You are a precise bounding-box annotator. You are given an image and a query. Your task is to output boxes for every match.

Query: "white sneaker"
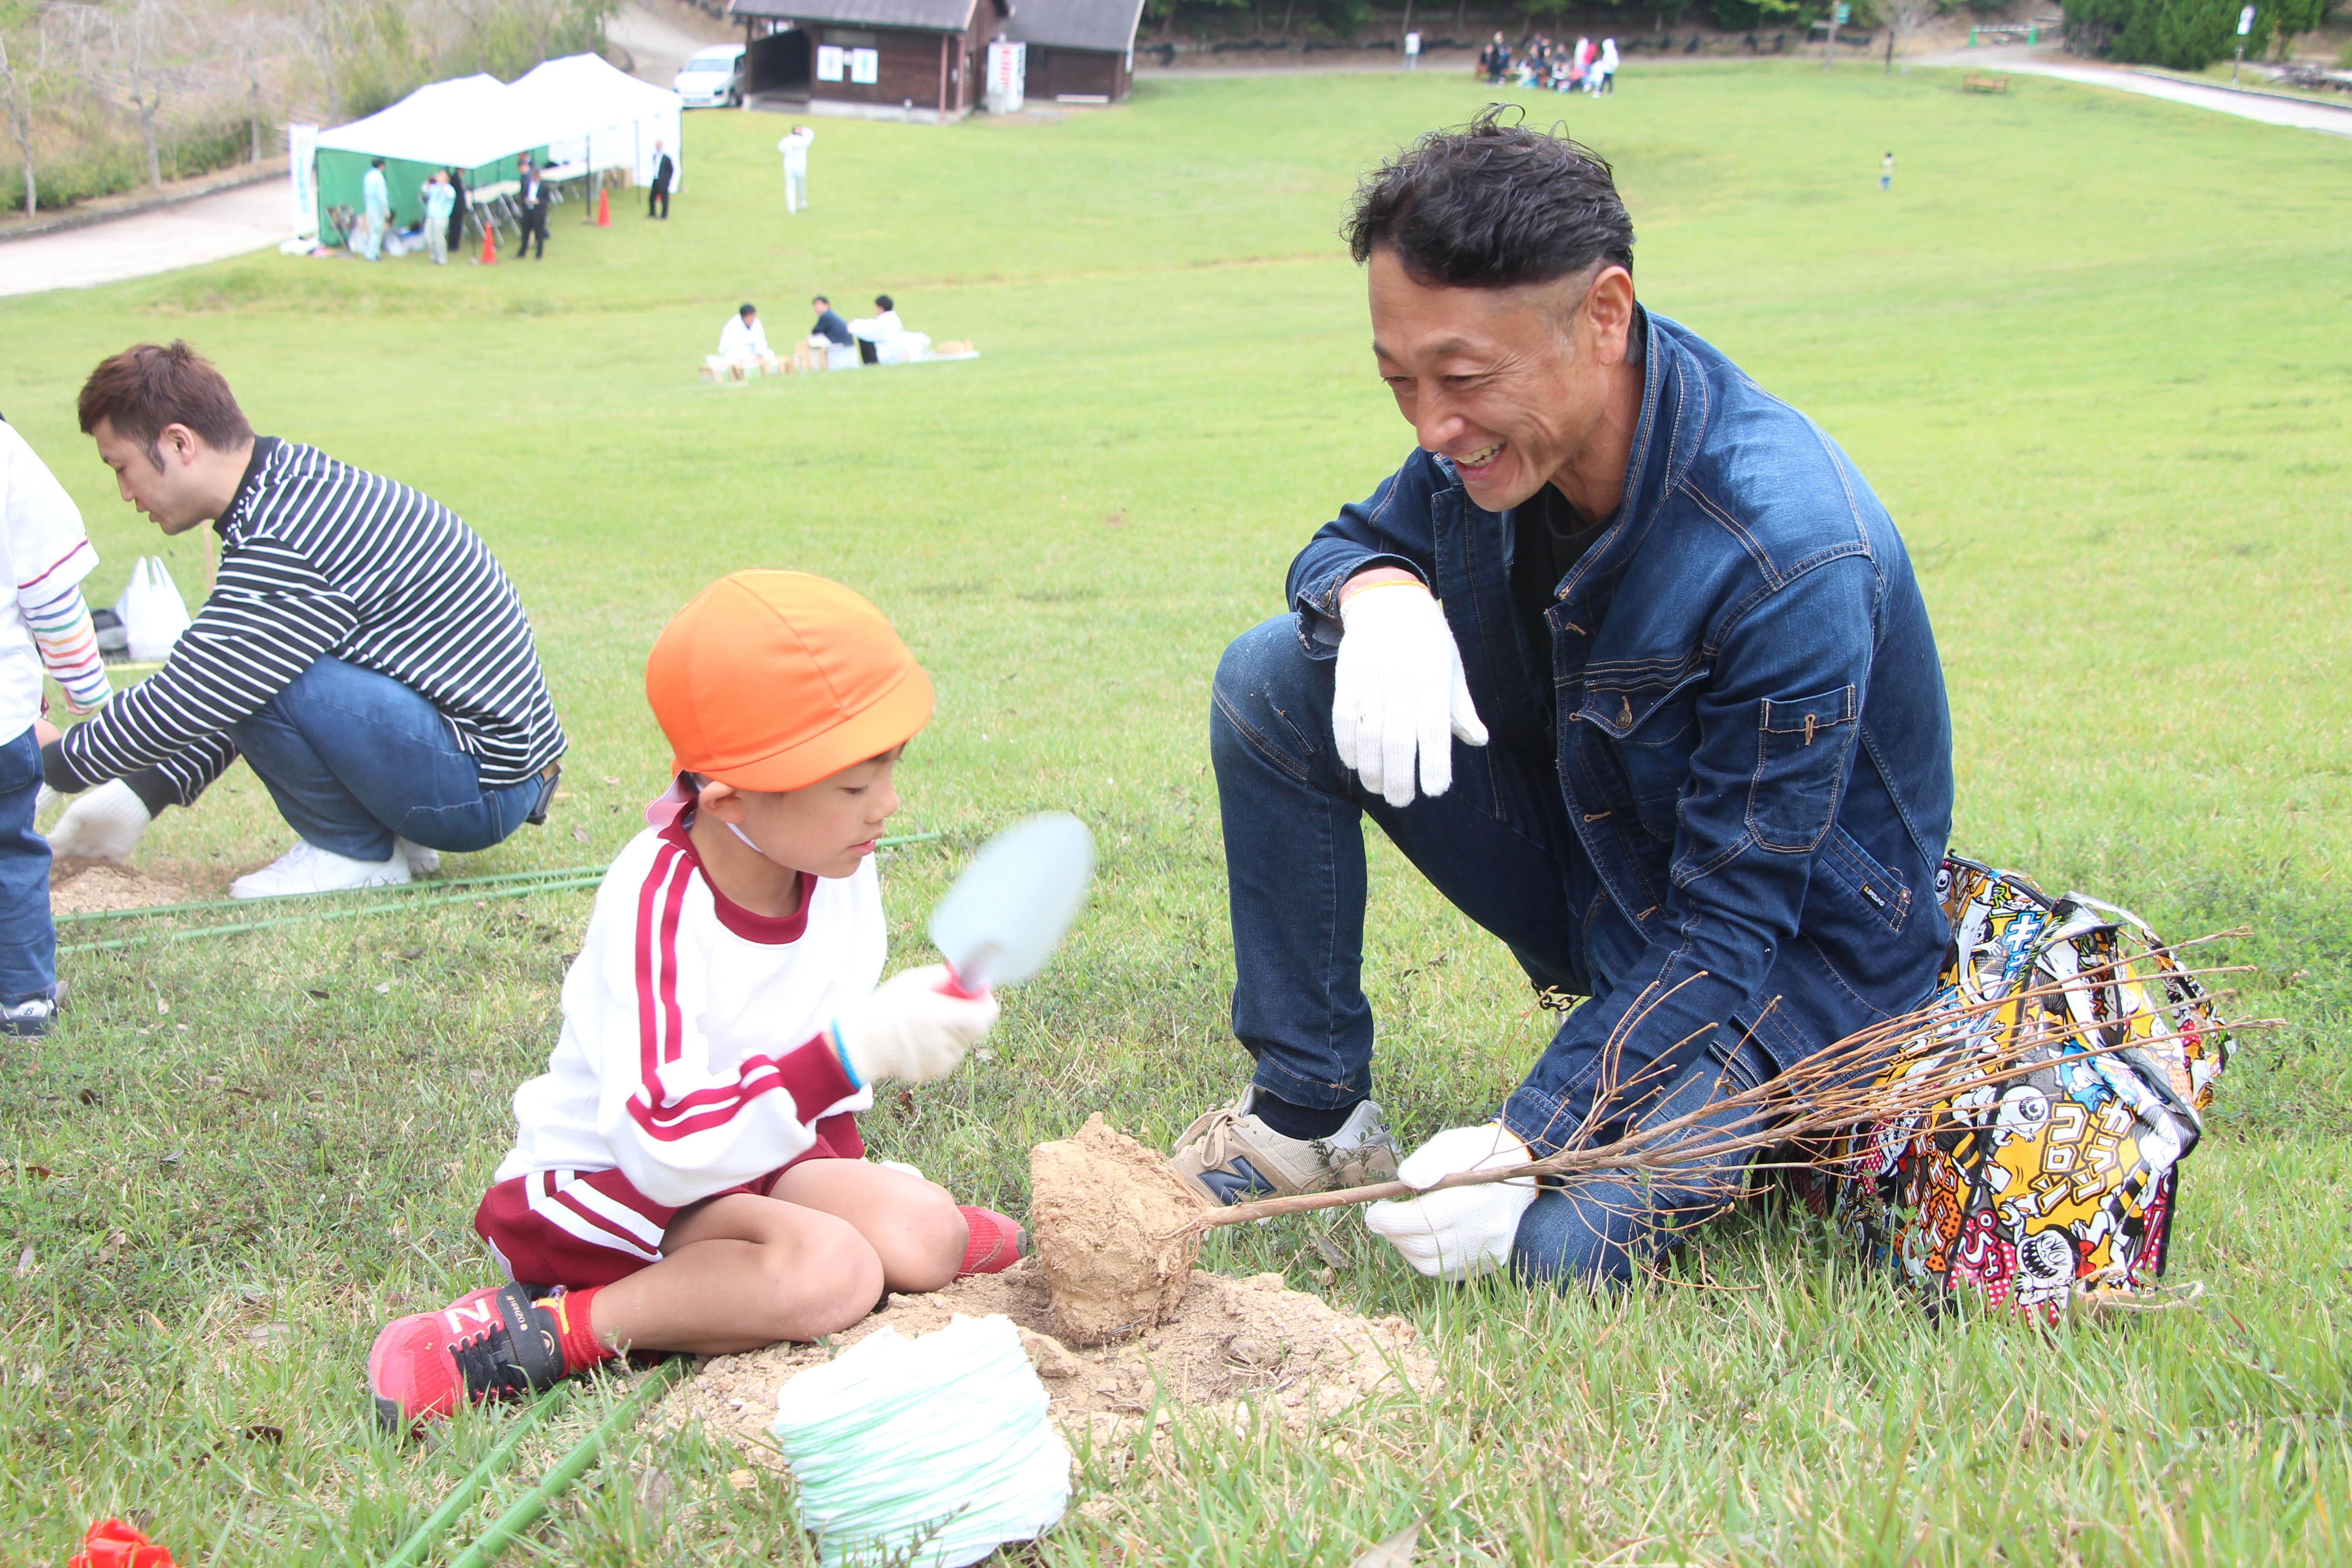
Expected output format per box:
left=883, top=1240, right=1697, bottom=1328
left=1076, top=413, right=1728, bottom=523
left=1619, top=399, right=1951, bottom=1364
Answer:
left=396, top=838, right=441, bottom=875
left=230, top=840, right=412, bottom=899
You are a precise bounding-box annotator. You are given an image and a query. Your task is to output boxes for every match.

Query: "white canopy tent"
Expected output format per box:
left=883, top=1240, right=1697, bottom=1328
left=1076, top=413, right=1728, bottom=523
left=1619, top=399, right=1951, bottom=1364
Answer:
left=508, top=54, right=684, bottom=190
left=306, top=56, right=684, bottom=233
left=314, top=73, right=543, bottom=169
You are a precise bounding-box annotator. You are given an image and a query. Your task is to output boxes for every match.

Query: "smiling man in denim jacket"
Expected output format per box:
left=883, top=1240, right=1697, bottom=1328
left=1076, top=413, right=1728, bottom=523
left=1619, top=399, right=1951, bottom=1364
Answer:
left=1168, top=110, right=1955, bottom=1288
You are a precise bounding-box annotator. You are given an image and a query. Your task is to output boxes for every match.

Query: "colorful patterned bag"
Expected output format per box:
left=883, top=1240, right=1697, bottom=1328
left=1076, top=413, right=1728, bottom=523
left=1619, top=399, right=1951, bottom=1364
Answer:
left=1799, top=856, right=2234, bottom=1318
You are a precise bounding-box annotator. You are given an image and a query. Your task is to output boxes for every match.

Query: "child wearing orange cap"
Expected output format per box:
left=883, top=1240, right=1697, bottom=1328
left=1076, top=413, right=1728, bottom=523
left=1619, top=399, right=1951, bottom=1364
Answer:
left=367, top=571, right=1020, bottom=1429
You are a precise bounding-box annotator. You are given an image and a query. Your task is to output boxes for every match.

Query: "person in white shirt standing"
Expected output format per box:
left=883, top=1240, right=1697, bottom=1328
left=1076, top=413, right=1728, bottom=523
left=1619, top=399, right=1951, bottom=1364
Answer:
left=778, top=125, right=813, bottom=215
left=359, top=159, right=390, bottom=261
left=421, top=172, right=455, bottom=267
left=0, top=416, right=113, bottom=1036
left=365, top=571, right=1023, bottom=1430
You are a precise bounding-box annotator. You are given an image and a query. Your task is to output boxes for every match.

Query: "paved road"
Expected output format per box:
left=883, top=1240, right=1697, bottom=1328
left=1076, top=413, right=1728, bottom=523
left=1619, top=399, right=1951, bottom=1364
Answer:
left=609, top=1, right=735, bottom=88
left=1916, top=44, right=2352, bottom=137
left=0, top=179, right=289, bottom=300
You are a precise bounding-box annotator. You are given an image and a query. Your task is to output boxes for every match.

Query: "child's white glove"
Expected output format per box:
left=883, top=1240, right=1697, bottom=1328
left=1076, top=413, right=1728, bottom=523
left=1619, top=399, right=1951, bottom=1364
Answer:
left=1363, top=1122, right=1538, bottom=1282
left=44, top=779, right=151, bottom=862
left=832, top=965, right=999, bottom=1087
left=1332, top=581, right=1488, bottom=809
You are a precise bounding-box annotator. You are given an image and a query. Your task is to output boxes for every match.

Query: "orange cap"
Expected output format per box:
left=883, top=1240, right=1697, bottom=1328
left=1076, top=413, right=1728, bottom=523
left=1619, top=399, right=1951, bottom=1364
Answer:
left=646, top=571, right=934, bottom=792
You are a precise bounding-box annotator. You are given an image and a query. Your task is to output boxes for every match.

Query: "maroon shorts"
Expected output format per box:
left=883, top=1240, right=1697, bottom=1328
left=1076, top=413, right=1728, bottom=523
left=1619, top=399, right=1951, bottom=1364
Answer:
left=474, top=1113, right=863, bottom=1290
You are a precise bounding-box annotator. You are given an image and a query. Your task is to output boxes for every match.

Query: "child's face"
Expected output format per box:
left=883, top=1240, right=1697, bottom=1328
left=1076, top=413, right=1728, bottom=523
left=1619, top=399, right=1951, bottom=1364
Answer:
left=725, top=747, right=902, bottom=879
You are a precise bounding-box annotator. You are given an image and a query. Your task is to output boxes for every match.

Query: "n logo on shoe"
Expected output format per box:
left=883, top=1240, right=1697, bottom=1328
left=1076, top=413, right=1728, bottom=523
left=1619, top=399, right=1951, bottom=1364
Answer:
left=1198, top=1156, right=1279, bottom=1205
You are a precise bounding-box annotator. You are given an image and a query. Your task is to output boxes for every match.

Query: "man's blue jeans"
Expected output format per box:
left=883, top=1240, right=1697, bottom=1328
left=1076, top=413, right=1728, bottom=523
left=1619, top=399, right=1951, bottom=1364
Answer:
left=0, top=725, right=53, bottom=1006
left=227, top=657, right=544, bottom=862
left=1211, top=616, right=1768, bottom=1286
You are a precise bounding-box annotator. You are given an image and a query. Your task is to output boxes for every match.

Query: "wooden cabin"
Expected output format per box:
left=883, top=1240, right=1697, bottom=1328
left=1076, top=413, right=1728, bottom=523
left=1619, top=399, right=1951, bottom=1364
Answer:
left=1006, top=0, right=1144, bottom=104
left=730, top=0, right=1010, bottom=122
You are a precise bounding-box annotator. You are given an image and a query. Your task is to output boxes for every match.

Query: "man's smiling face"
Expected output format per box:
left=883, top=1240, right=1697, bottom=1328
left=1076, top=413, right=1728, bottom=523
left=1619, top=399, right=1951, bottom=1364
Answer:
left=1367, top=247, right=1631, bottom=514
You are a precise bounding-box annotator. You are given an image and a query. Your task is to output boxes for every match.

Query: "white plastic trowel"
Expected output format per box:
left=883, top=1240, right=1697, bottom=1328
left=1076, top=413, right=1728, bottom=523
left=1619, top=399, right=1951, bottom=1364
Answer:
left=926, top=812, right=1097, bottom=997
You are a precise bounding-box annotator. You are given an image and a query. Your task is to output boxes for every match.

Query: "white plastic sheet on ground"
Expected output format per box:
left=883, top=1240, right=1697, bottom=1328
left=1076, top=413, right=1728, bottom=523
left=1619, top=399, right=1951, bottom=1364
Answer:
left=772, top=1313, right=1071, bottom=1568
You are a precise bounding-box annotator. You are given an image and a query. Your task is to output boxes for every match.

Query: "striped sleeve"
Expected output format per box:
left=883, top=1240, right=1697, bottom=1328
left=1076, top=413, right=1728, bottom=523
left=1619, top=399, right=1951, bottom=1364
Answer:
left=22, top=582, right=109, bottom=714
left=590, top=835, right=859, bottom=1208
left=50, top=538, right=353, bottom=790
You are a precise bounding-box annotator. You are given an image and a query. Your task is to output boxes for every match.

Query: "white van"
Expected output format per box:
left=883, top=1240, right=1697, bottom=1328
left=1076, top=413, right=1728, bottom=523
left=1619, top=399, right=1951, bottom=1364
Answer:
left=674, top=44, right=746, bottom=108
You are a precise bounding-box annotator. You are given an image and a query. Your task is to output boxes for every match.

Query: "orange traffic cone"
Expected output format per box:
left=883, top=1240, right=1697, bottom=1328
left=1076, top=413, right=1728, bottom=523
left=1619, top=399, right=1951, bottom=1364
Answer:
left=478, top=221, right=495, bottom=265
left=595, top=185, right=610, bottom=227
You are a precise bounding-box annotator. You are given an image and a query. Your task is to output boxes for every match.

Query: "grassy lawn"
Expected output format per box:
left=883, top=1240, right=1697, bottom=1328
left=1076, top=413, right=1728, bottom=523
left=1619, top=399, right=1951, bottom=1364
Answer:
left=0, top=59, right=2347, bottom=1565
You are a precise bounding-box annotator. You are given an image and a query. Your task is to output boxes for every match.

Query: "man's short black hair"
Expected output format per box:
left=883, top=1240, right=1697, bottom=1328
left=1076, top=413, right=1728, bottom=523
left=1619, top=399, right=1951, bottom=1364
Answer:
left=811, top=294, right=829, bottom=307
left=874, top=293, right=894, bottom=312
left=1343, top=105, right=1634, bottom=289
left=739, top=302, right=757, bottom=318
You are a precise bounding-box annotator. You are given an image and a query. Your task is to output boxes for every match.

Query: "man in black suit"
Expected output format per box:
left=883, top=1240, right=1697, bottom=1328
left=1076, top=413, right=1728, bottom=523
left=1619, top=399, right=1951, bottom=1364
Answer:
left=516, top=159, right=549, bottom=260
left=445, top=167, right=470, bottom=255
left=647, top=142, right=674, bottom=220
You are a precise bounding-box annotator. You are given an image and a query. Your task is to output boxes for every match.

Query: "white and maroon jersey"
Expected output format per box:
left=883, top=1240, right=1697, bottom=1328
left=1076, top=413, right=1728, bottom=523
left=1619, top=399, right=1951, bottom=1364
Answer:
left=494, top=820, right=881, bottom=1208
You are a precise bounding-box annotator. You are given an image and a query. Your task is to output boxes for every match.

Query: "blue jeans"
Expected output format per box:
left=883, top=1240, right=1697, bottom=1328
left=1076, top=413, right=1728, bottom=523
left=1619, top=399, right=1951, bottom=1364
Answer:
left=1211, top=617, right=1768, bottom=1286
left=0, top=725, right=53, bottom=1005
left=227, top=657, right=544, bottom=862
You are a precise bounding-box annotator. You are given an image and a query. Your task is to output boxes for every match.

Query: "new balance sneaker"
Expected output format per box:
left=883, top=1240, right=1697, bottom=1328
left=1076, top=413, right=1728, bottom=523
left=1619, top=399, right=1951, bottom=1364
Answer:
left=395, top=837, right=441, bottom=876
left=368, top=1281, right=567, bottom=1431
left=0, top=996, right=54, bottom=1037
left=230, top=840, right=412, bottom=899
left=1167, top=1087, right=1398, bottom=1207
left=957, top=1205, right=1027, bottom=1277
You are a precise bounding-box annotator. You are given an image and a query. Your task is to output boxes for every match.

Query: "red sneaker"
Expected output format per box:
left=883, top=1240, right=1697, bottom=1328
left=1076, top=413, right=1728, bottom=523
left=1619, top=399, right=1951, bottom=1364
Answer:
left=957, top=1206, right=1027, bottom=1276
left=368, top=1282, right=568, bottom=1432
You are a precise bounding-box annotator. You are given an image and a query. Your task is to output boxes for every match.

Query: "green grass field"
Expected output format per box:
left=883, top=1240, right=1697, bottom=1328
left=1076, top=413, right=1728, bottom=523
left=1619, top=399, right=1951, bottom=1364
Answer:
left=1, top=59, right=2348, bottom=1565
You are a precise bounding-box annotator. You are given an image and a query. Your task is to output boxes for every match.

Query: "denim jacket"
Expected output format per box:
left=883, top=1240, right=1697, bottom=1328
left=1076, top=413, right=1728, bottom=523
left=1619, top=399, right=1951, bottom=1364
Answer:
left=1286, top=311, right=1955, bottom=1156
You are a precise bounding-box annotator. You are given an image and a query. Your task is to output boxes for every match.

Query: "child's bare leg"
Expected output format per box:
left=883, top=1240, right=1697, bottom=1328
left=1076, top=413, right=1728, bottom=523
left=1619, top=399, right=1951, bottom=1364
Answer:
left=588, top=1193, right=884, bottom=1355
left=770, top=1159, right=967, bottom=1294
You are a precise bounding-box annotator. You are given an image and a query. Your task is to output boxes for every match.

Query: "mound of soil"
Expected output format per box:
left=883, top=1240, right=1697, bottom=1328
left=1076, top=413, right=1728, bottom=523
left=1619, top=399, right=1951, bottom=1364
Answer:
left=668, top=1258, right=1438, bottom=1468
left=50, top=858, right=192, bottom=915
left=1028, top=1113, right=1209, bottom=1344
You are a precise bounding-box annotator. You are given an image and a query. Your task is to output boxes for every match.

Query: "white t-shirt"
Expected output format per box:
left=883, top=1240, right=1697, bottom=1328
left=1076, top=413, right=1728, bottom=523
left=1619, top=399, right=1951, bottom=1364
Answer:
left=717, top=314, right=773, bottom=361
left=495, top=821, right=882, bottom=1207
left=0, top=422, right=98, bottom=735
left=779, top=130, right=813, bottom=172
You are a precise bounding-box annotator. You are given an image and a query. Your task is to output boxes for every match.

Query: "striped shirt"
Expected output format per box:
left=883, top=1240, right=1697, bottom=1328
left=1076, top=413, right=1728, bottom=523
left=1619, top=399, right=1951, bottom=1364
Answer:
left=51, top=437, right=564, bottom=805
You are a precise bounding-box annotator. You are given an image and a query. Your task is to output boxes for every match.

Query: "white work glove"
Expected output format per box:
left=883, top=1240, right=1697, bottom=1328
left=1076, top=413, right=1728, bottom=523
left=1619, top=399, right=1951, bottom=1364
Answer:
left=1363, top=1122, right=1538, bottom=1282
left=44, top=779, right=152, bottom=862
left=1332, top=581, right=1488, bottom=809
left=831, top=964, right=999, bottom=1087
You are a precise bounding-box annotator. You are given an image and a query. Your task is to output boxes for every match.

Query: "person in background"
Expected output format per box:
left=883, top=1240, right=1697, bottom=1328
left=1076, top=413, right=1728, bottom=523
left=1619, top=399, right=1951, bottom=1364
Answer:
left=0, top=417, right=112, bottom=1037
left=1881, top=151, right=1895, bottom=191
left=711, top=304, right=780, bottom=380
left=648, top=141, right=674, bottom=220
left=1596, top=37, right=1618, bottom=93
left=1479, top=34, right=1507, bottom=83
left=1403, top=28, right=1421, bottom=70
left=779, top=127, right=814, bottom=216
left=360, top=158, right=390, bottom=262
left=516, top=159, right=549, bottom=261
left=800, top=294, right=854, bottom=371
left=422, top=172, right=456, bottom=267
left=445, top=167, right=470, bottom=256
left=43, top=342, right=566, bottom=897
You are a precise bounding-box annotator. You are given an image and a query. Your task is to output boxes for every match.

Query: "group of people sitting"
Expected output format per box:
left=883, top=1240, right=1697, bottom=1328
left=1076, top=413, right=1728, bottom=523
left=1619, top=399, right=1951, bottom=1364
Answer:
left=1478, top=32, right=1617, bottom=93
left=705, top=294, right=934, bottom=381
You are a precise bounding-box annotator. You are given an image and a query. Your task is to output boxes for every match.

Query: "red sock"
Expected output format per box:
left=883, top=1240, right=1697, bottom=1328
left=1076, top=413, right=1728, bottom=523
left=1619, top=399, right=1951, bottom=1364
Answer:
left=957, top=1206, right=1027, bottom=1277
left=538, top=1286, right=615, bottom=1374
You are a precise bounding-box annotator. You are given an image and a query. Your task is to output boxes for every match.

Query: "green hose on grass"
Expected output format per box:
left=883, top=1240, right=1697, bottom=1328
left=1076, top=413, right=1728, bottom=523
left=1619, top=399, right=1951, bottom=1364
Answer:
left=57, top=833, right=945, bottom=956
left=378, top=1357, right=688, bottom=1568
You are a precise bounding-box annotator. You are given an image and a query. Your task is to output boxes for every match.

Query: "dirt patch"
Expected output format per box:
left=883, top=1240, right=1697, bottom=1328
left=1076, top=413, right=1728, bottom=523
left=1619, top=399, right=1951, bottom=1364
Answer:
left=50, top=858, right=193, bottom=915
left=1028, top=1113, right=1210, bottom=1345
left=668, top=1258, right=1438, bottom=1468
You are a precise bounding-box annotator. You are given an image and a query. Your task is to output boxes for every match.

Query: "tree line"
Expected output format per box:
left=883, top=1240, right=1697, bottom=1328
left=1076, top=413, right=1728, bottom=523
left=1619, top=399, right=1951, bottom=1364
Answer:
left=0, top=0, right=616, bottom=218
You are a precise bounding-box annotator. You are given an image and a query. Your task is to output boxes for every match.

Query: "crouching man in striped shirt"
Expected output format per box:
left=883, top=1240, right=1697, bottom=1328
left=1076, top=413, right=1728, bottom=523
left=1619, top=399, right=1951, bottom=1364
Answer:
left=40, top=341, right=567, bottom=898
